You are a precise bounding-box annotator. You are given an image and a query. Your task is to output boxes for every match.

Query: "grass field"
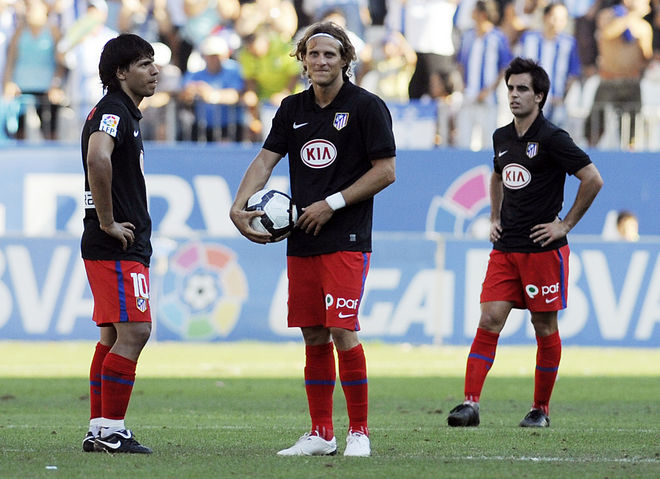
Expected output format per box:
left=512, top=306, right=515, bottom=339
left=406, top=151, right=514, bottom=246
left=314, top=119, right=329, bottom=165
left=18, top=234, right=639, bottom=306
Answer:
left=1, top=342, right=659, bottom=478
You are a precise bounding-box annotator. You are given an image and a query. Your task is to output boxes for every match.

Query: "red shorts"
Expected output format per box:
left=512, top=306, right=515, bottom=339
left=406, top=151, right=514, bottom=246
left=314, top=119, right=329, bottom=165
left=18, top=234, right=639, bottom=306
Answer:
left=84, top=260, right=152, bottom=326
left=287, top=251, right=371, bottom=330
left=480, top=245, right=570, bottom=312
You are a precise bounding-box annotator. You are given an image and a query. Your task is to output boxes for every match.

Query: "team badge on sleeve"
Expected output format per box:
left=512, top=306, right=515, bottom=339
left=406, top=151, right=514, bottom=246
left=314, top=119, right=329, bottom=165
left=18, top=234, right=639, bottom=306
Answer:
left=100, top=114, right=120, bottom=137
left=333, top=113, right=349, bottom=131
left=526, top=142, right=539, bottom=158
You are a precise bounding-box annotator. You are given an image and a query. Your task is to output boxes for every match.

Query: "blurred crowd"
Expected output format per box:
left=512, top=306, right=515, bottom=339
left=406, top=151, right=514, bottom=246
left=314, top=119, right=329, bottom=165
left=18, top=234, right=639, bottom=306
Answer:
left=3, top=0, right=660, bottom=150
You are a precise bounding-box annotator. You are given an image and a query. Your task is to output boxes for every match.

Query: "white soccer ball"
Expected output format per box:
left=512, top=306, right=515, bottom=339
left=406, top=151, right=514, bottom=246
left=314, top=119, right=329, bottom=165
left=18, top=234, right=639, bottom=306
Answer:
left=246, top=189, right=298, bottom=239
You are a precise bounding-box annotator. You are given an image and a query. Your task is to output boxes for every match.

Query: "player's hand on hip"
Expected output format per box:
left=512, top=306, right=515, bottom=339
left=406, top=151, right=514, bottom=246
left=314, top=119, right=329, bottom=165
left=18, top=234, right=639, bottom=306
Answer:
left=101, top=221, right=135, bottom=251
left=530, top=217, right=569, bottom=247
left=297, top=200, right=333, bottom=236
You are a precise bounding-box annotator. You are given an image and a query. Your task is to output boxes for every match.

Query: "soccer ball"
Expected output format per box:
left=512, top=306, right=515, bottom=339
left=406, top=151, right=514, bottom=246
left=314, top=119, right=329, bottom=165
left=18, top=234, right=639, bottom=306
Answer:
left=246, top=189, right=298, bottom=239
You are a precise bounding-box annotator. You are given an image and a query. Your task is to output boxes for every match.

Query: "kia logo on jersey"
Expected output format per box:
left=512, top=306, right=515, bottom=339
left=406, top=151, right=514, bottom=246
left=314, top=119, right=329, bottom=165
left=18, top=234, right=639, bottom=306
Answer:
left=300, top=139, right=337, bottom=169
left=502, top=163, right=531, bottom=189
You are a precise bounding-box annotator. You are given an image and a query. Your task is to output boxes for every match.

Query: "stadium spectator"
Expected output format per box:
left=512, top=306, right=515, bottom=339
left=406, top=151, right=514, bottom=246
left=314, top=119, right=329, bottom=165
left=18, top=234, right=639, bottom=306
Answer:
left=447, top=57, right=603, bottom=429
left=302, top=0, right=371, bottom=38
left=497, top=0, right=529, bottom=47
left=516, top=2, right=582, bottom=128
left=174, top=0, right=241, bottom=74
left=80, top=33, right=158, bottom=454
left=117, top=0, right=174, bottom=44
left=230, top=21, right=396, bottom=457
left=455, top=0, right=513, bottom=150
left=140, top=41, right=181, bottom=141
left=180, top=35, right=245, bottom=142
left=57, top=0, right=118, bottom=137
left=237, top=28, right=302, bottom=141
left=359, top=29, right=416, bottom=101
left=586, top=0, right=653, bottom=147
left=385, top=0, right=461, bottom=101
left=572, top=0, right=604, bottom=79
left=616, top=210, right=640, bottom=240
left=2, top=0, right=65, bottom=140
left=315, top=7, right=371, bottom=82
left=235, top=0, right=298, bottom=42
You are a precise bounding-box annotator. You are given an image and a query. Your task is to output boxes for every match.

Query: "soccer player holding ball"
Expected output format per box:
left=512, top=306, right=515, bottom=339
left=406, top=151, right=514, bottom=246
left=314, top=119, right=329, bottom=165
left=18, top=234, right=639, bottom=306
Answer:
left=230, top=22, right=396, bottom=456
left=80, top=34, right=158, bottom=453
left=447, top=57, right=603, bottom=428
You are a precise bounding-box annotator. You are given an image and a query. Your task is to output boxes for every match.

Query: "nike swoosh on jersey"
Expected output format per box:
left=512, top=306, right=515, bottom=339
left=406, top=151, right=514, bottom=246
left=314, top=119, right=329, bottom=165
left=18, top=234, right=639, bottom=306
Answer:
left=338, top=312, right=356, bottom=318
left=133, top=130, right=139, bottom=137
left=545, top=297, right=558, bottom=303
left=293, top=122, right=308, bottom=129
left=498, top=150, right=508, bottom=157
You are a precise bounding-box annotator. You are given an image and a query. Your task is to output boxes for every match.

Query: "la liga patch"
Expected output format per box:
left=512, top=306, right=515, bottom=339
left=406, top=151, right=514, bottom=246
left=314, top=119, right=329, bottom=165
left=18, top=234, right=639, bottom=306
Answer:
left=100, top=114, right=120, bottom=137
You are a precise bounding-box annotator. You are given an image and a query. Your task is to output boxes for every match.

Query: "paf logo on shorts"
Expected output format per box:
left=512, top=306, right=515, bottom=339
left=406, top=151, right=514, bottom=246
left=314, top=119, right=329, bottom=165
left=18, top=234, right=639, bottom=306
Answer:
left=300, top=139, right=337, bottom=168
left=325, top=293, right=359, bottom=310
left=502, top=163, right=531, bottom=190
left=525, top=284, right=539, bottom=298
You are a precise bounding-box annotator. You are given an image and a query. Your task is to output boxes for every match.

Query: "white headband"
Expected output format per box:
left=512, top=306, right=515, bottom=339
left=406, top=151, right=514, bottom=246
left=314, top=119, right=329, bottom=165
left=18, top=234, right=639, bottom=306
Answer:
left=306, top=32, right=343, bottom=49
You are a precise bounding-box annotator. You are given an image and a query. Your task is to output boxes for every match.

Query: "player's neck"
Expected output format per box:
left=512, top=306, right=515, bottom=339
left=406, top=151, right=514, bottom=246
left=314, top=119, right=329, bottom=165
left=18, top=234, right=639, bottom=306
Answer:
left=312, top=78, right=344, bottom=108
left=513, top=109, right=539, bottom=137
left=120, top=84, right=144, bottom=108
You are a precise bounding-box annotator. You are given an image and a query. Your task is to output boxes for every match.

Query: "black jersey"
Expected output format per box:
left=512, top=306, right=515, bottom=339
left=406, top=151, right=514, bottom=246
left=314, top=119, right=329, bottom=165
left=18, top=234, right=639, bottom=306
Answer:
left=80, top=90, right=152, bottom=266
left=492, top=112, right=591, bottom=253
left=264, top=82, right=396, bottom=257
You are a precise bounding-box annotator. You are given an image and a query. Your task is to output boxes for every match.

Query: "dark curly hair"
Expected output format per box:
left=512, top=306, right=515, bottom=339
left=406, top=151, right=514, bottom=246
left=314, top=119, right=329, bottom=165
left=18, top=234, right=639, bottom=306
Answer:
left=98, top=34, right=154, bottom=93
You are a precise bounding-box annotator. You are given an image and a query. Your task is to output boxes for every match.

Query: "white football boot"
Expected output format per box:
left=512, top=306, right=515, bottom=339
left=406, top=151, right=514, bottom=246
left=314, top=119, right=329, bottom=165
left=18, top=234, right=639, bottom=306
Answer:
left=277, top=432, right=337, bottom=456
left=344, top=431, right=371, bottom=457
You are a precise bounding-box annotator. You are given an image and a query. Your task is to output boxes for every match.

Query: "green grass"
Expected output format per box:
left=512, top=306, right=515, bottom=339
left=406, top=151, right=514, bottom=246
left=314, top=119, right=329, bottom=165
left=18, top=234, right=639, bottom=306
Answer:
left=1, top=342, right=659, bottom=478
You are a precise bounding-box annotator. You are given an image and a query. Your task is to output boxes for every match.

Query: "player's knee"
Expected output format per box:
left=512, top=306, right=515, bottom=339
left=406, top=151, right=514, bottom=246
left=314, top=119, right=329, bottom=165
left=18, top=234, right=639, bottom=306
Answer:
left=329, top=327, right=359, bottom=351
left=478, top=312, right=506, bottom=333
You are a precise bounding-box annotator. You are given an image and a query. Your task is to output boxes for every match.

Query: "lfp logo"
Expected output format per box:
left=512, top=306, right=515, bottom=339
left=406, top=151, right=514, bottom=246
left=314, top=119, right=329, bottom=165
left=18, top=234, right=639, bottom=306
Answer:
left=157, top=242, right=247, bottom=340
left=426, top=165, right=492, bottom=238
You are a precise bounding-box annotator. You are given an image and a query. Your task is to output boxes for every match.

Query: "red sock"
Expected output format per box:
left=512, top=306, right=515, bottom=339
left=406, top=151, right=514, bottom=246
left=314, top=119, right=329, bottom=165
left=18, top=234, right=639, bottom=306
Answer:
left=338, top=344, right=369, bottom=437
left=305, top=343, right=335, bottom=440
left=101, top=353, right=137, bottom=421
left=533, top=331, right=561, bottom=415
left=90, top=342, right=111, bottom=420
left=464, top=328, right=499, bottom=403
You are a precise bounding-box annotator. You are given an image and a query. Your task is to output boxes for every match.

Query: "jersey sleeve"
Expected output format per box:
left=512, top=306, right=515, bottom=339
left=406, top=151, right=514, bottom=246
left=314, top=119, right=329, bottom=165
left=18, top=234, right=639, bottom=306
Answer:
left=548, top=128, right=591, bottom=175
left=361, top=95, right=396, bottom=160
left=89, top=100, right=129, bottom=145
left=262, top=97, right=290, bottom=156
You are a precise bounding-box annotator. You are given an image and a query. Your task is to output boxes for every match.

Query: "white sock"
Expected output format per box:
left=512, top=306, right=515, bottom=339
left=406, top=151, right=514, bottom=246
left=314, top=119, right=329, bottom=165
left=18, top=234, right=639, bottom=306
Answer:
left=100, top=418, right=126, bottom=438
left=88, top=418, right=102, bottom=436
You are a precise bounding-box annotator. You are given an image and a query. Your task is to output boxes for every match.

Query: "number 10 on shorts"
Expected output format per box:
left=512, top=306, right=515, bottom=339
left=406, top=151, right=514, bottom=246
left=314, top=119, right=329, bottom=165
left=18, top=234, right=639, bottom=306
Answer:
left=130, top=272, right=149, bottom=299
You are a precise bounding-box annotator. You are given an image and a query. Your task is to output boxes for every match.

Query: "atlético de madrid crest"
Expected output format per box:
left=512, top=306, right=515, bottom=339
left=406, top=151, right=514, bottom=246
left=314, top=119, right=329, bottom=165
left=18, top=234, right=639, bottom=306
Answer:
left=526, top=142, right=539, bottom=158
left=333, top=113, right=349, bottom=130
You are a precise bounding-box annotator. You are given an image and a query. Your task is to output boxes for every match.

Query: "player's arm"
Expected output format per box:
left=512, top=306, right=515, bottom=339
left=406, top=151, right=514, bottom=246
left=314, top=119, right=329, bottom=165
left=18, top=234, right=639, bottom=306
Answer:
left=230, top=148, right=283, bottom=243
left=530, top=163, right=603, bottom=246
left=297, top=156, right=396, bottom=236
left=489, top=171, right=503, bottom=243
left=86, top=131, right=135, bottom=250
